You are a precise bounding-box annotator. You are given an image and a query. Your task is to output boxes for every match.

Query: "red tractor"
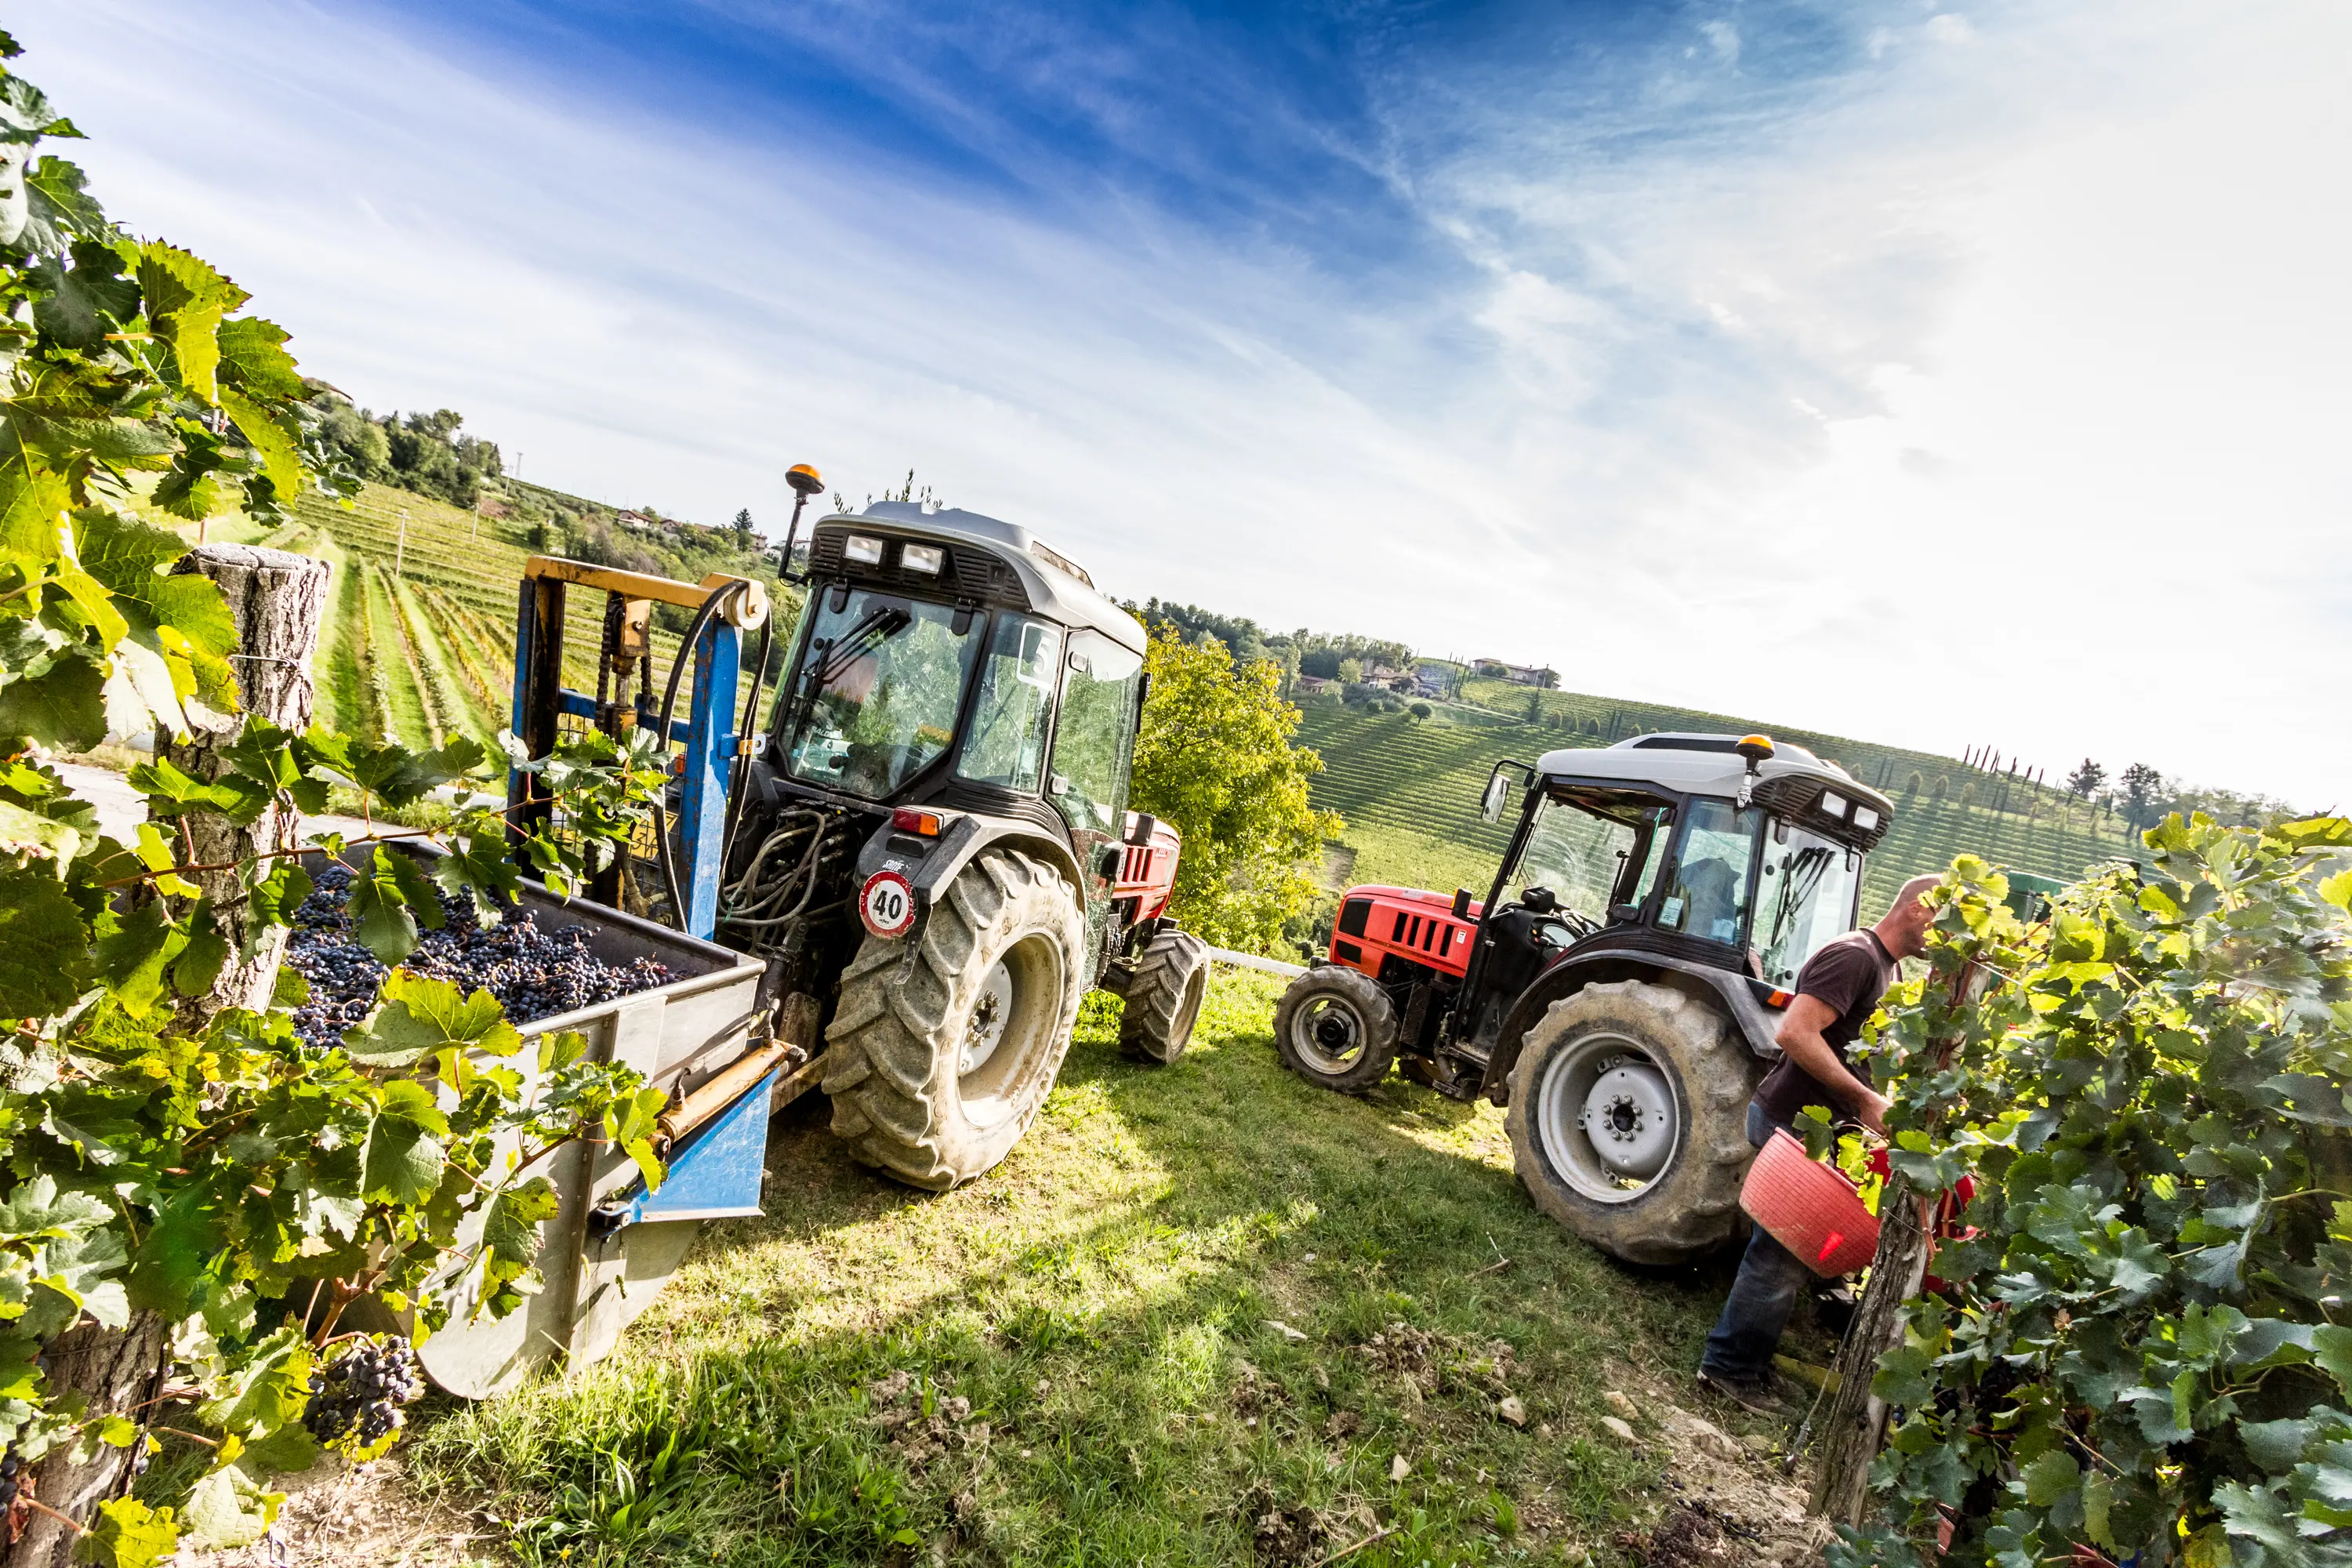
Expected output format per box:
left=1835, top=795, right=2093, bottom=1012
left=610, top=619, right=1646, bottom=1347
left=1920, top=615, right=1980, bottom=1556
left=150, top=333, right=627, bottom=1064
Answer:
left=1273, top=733, right=1894, bottom=1265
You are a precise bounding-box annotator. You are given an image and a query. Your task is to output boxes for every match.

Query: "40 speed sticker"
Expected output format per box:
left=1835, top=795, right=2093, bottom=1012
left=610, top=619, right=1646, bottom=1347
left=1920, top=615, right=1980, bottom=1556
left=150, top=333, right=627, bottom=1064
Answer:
left=858, top=869, right=918, bottom=939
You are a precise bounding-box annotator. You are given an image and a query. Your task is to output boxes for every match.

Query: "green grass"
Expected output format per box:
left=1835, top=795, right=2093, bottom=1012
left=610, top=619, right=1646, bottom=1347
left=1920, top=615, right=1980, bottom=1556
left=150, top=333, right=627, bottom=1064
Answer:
left=408, top=976, right=1768, bottom=1566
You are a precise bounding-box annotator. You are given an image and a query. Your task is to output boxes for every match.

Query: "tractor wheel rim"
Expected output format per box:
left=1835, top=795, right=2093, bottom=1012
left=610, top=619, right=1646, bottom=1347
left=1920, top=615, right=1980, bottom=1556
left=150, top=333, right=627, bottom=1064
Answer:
left=1534, top=1030, right=1680, bottom=1204
left=1293, top=996, right=1366, bottom=1074
left=961, top=959, right=1015, bottom=1078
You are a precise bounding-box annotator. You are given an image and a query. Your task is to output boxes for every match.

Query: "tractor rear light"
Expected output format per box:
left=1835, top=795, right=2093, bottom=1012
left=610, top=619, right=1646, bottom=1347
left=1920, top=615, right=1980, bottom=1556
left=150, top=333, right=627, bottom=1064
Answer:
left=891, top=808, right=942, bottom=837
left=1766, top=988, right=1794, bottom=1007
left=1851, top=805, right=1879, bottom=832
left=900, top=543, right=944, bottom=575
left=844, top=534, right=885, bottom=565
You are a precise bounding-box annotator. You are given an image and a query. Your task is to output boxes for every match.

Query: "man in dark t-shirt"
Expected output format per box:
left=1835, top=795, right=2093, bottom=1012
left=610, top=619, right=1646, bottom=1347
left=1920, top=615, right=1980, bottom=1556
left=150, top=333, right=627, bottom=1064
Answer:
left=1697, top=874, right=1941, bottom=1407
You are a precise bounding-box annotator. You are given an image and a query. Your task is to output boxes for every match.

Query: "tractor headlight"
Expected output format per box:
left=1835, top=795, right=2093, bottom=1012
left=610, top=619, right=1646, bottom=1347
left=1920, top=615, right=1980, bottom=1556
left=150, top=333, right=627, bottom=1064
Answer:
left=844, top=534, right=885, bottom=566
left=901, top=543, right=944, bottom=575
left=1852, top=806, right=1879, bottom=833
left=1819, top=791, right=1849, bottom=819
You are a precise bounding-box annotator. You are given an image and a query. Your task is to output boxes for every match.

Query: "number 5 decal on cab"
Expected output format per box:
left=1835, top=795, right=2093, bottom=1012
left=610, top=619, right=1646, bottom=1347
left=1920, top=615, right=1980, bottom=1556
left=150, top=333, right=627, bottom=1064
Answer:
left=859, top=869, right=917, bottom=940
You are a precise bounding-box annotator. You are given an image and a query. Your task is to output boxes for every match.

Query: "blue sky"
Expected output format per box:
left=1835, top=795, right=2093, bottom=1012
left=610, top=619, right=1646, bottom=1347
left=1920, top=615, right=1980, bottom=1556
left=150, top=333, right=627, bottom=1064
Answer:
left=20, top=0, right=2352, bottom=806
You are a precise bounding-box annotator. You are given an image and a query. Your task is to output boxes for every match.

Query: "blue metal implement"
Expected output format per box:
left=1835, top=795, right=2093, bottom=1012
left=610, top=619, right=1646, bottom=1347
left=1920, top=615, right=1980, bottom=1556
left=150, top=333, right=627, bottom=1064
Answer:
left=600, top=1065, right=782, bottom=1229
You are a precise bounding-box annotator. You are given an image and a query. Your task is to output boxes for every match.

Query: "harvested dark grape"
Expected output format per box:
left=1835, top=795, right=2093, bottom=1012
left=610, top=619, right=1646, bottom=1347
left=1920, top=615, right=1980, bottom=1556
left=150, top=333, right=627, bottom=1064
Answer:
left=283, top=862, right=673, bottom=1047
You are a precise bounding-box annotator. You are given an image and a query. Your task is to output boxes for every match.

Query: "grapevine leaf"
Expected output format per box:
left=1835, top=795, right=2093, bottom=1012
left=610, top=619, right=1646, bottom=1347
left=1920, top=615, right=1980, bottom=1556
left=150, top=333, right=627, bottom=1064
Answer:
left=125, top=755, right=261, bottom=822
left=179, top=1461, right=276, bottom=1550
left=27, top=239, right=136, bottom=350
left=134, top=241, right=248, bottom=403
left=240, top=1421, right=318, bottom=1477
left=200, top=1327, right=309, bottom=1438
left=344, top=848, right=419, bottom=966
left=2020, top=1448, right=2080, bottom=1508
left=2215, top=1481, right=2300, bottom=1555
left=213, top=317, right=305, bottom=400
left=17, top=155, right=107, bottom=254
left=75, top=1495, right=182, bottom=1568
left=93, top=898, right=179, bottom=1018
left=2241, top=1414, right=2320, bottom=1474
left=2311, top=1325, right=2352, bottom=1395
left=244, top=860, right=314, bottom=944
left=0, top=652, right=107, bottom=752
left=359, top=1105, right=445, bottom=1207
left=0, top=859, right=92, bottom=1018
left=432, top=826, right=523, bottom=921
left=217, top=386, right=303, bottom=501
left=477, top=1176, right=559, bottom=1317
left=169, top=902, right=228, bottom=997
left=345, top=971, right=521, bottom=1069
left=127, top=1186, right=223, bottom=1318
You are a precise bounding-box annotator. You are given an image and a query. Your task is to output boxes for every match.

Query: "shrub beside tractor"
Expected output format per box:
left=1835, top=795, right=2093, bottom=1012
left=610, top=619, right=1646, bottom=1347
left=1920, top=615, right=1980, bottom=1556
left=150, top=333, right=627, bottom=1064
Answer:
left=1273, top=734, right=1894, bottom=1265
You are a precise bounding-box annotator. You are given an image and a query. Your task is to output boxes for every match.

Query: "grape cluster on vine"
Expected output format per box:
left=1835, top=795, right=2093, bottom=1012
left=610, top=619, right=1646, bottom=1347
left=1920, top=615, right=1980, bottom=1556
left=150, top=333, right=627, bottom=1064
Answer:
left=302, top=1336, right=424, bottom=1454
left=285, top=864, right=672, bottom=1046
left=0, top=1446, right=21, bottom=1511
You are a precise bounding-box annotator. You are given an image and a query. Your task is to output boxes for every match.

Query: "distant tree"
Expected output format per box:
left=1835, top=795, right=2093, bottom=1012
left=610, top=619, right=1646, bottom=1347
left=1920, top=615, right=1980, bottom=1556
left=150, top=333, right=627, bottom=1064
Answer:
left=1410, top=702, right=1432, bottom=720
left=2065, top=757, right=2107, bottom=800
left=1526, top=692, right=1544, bottom=722
left=1904, top=770, right=1923, bottom=799
left=2119, top=762, right=2168, bottom=833
left=1930, top=774, right=1950, bottom=802
left=1537, top=667, right=1560, bottom=690
left=1337, top=658, right=1363, bottom=684
left=1584, top=717, right=1602, bottom=738
left=732, top=507, right=756, bottom=550
left=1129, top=629, right=1340, bottom=952
left=1959, top=779, right=1977, bottom=808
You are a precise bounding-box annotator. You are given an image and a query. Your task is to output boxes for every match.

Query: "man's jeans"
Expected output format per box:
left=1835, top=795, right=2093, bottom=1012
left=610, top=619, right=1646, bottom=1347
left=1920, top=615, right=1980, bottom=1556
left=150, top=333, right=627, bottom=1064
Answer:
left=1699, top=1103, right=1813, bottom=1386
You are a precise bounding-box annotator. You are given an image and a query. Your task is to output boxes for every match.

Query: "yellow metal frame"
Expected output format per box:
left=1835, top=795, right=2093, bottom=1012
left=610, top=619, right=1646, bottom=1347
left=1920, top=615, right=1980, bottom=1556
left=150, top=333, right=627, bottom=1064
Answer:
left=521, top=555, right=771, bottom=630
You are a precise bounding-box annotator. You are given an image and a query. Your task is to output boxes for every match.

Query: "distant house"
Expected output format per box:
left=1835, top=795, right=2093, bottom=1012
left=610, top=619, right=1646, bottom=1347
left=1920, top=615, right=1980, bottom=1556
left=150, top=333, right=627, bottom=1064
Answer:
left=1477, top=659, right=1557, bottom=688
left=1293, top=674, right=1332, bottom=697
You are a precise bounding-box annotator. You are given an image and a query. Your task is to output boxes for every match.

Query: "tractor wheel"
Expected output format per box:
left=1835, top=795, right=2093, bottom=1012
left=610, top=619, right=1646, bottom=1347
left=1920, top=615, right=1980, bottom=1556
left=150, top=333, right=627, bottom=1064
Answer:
left=1272, top=967, right=1398, bottom=1094
left=821, top=848, right=1085, bottom=1190
left=1119, top=928, right=1210, bottom=1064
left=1504, top=979, right=1761, bottom=1266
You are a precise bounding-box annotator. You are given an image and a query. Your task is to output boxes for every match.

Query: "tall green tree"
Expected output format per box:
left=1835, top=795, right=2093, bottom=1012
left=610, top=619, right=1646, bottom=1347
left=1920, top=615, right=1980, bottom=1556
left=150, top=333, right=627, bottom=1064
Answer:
left=1130, top=629, right=1338, bottom=953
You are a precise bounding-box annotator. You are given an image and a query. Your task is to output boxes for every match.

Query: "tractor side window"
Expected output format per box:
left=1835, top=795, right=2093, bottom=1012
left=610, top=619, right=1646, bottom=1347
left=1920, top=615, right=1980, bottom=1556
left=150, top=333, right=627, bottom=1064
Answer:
left=1049, top=631, right=1142, bottom=838
left=1658, top=800, right=1762, bottom=946
left=1503, top=798, right=1643, bottom=927
left=1752, top=824, right=1861, bottom=988
left=957, top=615, right=1063, bottom=793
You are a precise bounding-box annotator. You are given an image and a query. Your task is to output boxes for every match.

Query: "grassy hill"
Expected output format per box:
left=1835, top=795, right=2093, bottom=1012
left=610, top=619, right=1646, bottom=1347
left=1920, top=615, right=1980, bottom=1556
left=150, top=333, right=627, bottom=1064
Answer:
left=1296, top=690, right=2144, bottom=919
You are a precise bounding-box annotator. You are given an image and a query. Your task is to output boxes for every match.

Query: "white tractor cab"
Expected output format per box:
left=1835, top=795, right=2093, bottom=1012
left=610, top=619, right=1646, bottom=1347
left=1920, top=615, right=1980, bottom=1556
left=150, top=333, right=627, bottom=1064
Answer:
left=1275, top=732, right=1895, bottom=1264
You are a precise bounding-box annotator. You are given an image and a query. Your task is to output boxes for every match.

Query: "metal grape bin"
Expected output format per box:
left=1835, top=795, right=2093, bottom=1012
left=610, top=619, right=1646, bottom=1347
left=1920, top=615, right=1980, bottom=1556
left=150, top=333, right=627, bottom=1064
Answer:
left=318, top=848, right=767, bottom=1399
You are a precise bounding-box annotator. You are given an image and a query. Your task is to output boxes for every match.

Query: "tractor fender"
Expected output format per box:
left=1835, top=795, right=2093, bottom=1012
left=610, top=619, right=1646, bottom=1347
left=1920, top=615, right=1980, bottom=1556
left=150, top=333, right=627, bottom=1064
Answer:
left=851, top=811, right=1085, bottom=916
left=1477, top=949, right=1785, bottom=1102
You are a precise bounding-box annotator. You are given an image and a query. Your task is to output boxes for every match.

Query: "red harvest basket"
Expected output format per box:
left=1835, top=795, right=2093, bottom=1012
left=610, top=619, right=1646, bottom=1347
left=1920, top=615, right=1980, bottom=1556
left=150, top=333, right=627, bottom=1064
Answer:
left=1740, top=1130, right=1881, bottom=1278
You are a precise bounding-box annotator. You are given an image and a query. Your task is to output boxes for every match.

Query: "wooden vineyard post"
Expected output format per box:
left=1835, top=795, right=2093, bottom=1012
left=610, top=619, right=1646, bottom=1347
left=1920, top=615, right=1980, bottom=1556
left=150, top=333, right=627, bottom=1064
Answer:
left=1809, top=960, right=1992, bottom=1528
left=163, top=541, right=330, bottom=1024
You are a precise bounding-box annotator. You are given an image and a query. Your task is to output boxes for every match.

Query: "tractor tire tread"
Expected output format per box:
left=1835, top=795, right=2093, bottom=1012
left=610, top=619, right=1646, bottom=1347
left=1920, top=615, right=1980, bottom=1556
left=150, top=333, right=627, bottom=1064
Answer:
left=1504, top=978, right=1763, bottom=1266
left=1117, top=929, right=1210, bottom=1064
left=823, top=848, right=1084, bottom=1191
left=1272, top=966, right=1399, bottom=1094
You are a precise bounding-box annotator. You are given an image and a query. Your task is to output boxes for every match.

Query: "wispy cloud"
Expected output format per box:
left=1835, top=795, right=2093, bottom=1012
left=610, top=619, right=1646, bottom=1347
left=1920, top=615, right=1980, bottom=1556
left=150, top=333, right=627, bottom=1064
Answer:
left=17, top=0, right=2350, bottom=804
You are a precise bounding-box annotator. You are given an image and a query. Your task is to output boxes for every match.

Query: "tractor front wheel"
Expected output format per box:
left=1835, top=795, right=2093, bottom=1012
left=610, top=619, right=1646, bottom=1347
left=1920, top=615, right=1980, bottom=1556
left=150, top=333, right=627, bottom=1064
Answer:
left=1272, top=967, right=1398, bottom=1094
left=1504, top=978, right=1760, bottom=1265
left=821, top=848, right=1085, bottom=1189
left=1118, top=928, right=1210, bottom=1064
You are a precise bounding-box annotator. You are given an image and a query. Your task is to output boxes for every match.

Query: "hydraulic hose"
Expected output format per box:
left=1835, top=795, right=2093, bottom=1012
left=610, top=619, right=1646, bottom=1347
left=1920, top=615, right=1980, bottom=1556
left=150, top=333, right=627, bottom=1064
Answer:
left=648, top=579, right=751, bottom=933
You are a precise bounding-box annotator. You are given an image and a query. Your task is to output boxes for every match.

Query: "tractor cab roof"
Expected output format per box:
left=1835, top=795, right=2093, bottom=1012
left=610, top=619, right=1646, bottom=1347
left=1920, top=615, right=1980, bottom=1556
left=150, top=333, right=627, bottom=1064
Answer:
left=1534, top=732, right=1894, bottom=851
left=811, top=504, right=1147, bottom=655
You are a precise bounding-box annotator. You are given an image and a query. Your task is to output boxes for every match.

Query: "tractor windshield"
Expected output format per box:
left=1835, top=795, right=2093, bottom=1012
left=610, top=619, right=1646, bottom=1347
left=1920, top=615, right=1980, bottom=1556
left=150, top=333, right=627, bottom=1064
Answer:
left=1751, top=824, right=1860, bottom=987
left=1504, top=794, right=1672, bottom=926
left=778, top=588, right=980, bottom=799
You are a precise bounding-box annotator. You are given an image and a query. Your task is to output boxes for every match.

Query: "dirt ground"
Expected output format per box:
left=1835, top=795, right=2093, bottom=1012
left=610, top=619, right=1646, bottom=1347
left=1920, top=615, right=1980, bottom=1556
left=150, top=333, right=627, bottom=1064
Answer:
left=202, top=1458, right=485, bottom=1568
